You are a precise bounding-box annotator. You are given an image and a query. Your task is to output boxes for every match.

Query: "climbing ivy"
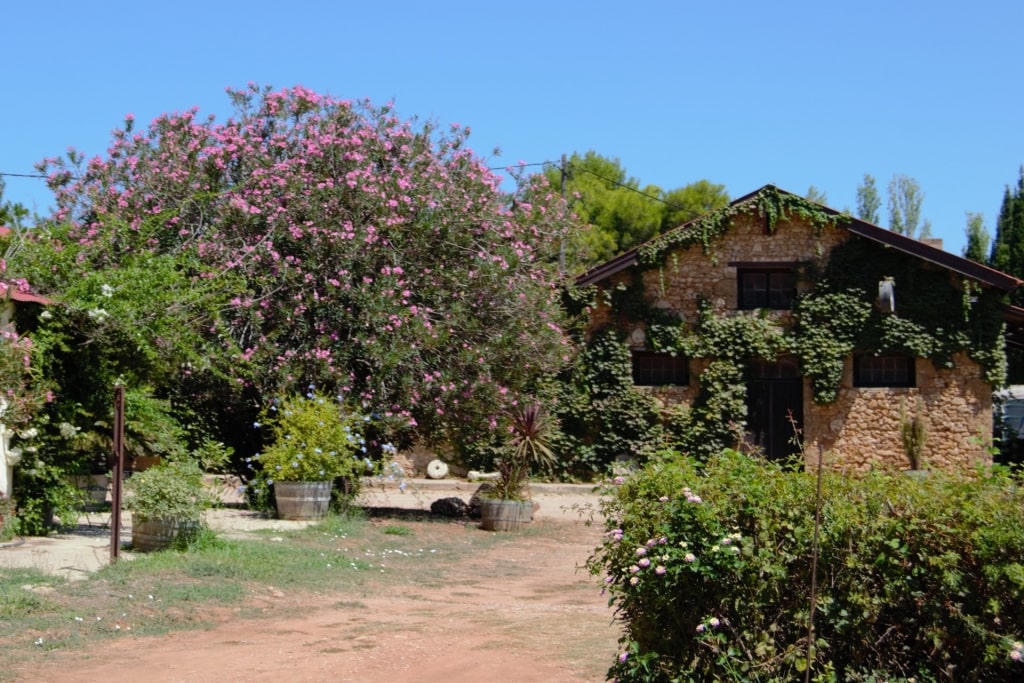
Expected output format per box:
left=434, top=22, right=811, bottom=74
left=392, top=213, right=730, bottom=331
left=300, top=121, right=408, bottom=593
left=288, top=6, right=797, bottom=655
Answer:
left=791, top=289, right=872, bottom=403
left=550, top=328, right=664, bottom=478
left=810, top=238, right=1007, bottom=388
left=637, top=185, right=848, bottom=267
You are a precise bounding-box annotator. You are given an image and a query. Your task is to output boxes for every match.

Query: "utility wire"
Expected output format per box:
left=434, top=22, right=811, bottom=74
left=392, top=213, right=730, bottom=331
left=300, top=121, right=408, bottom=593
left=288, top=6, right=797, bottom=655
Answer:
left=569, top=164, right=679, bottom=208
left=568, top=163, right=707, bottom=223
left=6, top=157, right=710, bottom=223
left=0, top=172, right=47, bottom=179
left=487, top=161, right=554, bottom=172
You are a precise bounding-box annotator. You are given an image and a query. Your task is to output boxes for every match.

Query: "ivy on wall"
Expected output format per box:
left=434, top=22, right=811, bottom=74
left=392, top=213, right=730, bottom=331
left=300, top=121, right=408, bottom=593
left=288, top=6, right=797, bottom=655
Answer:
left=806, top=238, right=1007, bottom=390
left=636, top=185, right=846, bottom=267
left=550, top=328, right=665, bottom=477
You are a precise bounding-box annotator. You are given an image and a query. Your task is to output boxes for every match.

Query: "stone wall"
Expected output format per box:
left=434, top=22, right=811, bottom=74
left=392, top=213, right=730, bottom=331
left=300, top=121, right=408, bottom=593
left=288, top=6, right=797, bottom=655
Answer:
left=590, top=213, right=847, bottom=331
left=803, top=352, right=992, bottom=472
left=588, top=211, right=995, bottom=472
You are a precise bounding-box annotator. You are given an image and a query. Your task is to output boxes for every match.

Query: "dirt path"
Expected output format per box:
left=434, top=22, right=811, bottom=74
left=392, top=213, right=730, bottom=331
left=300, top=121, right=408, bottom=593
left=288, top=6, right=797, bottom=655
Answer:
left=16, top=518, right=620, bottom=682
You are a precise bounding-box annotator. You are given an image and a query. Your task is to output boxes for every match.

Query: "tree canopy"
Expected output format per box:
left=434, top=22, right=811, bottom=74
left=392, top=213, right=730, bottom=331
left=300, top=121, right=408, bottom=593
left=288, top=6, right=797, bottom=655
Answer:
left=544, top=151, right=728, bottom=268
left=15, top=84, right=576, bottom=456
left=962, top=211, right=990, bottom=263
left=887, top=173, right=932, bottom=238
left=855, top=173, right=881, bottom=224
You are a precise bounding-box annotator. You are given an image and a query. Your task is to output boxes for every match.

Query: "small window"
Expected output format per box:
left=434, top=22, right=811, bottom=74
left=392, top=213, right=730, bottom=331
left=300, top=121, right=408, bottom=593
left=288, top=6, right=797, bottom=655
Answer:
left=748, top=356, right=800, bottom=379
left=854, top=354, right=916, bottom=388
left=738, top=269, right=795, bottom=309
left=632, top=351, right=688, bottom=386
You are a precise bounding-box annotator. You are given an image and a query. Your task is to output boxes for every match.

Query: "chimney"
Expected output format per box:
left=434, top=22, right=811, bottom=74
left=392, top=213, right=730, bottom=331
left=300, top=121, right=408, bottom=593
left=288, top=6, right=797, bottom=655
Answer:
left=921, top=237, right=943, bottom=251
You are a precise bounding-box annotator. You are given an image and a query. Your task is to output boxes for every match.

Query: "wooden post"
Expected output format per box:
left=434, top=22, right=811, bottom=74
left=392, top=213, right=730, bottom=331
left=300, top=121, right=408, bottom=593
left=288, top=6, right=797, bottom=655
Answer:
left=110, top=386, right=125, bottom=561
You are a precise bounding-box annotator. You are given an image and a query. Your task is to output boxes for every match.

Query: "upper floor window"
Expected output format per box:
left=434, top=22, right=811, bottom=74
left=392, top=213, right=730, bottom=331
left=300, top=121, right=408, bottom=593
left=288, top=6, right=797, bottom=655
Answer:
left=737, top=267, right=795, bottom=310
left=853, top=354, right=916, bottom=388
left=632, top=351, right=688, bottom=387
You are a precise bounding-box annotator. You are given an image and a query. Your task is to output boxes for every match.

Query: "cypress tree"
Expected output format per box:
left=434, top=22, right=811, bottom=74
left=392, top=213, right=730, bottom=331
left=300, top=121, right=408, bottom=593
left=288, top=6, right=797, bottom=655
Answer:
left=990, top=169, right=1024, bottom=305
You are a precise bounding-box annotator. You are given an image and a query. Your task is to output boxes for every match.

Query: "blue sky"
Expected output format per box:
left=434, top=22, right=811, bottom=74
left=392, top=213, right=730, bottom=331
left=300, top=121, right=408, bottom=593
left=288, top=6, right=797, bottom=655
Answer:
left=3, top=1, right=1022, bottom=258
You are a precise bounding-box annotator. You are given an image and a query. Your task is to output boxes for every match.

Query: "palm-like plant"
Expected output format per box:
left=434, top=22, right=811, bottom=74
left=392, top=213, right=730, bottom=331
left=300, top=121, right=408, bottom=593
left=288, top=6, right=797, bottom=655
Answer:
left=491, top=402, right=556, bottom=500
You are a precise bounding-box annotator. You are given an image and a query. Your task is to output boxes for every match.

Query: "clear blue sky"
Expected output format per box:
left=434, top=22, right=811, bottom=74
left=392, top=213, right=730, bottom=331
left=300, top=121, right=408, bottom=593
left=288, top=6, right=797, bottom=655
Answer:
left=3, top=1, right=1023, bottom=258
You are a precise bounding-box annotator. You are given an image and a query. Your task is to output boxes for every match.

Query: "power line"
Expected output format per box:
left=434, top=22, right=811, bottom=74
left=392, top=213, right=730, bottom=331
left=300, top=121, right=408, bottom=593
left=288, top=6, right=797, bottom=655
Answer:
left=4, top=158, right=707, bottom=223
left=0, top=172, right=47, bottom=179
left=567, top=162, right=708, bottom=224
left=487, top=161, right=554, bottom=172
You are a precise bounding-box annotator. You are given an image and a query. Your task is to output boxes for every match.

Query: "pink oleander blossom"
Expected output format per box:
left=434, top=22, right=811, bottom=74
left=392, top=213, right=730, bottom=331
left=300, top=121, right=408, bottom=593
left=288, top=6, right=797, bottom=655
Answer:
left=31, top=83, right=579, bottom=449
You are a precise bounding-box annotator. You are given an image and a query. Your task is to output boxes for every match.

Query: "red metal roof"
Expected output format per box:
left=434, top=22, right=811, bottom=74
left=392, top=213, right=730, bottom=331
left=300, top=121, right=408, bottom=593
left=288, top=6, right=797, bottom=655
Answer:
left=0, top=226, right=52, bottom=305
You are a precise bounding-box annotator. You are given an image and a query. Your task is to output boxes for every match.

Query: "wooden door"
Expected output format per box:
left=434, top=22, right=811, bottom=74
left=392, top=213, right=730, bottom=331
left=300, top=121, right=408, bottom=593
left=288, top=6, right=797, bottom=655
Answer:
left=746, top=358, right=803, bottom=461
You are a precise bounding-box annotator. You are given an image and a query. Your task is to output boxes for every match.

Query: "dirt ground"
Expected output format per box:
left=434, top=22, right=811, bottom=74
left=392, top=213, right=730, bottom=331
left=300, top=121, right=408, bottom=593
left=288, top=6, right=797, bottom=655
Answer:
left=9, top=484, right=621, bottom=682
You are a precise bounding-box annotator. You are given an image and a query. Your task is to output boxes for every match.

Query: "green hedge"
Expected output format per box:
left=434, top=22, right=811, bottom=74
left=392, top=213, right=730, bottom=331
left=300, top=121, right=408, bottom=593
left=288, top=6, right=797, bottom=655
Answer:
left=589, top=450, right=1024, bottom=682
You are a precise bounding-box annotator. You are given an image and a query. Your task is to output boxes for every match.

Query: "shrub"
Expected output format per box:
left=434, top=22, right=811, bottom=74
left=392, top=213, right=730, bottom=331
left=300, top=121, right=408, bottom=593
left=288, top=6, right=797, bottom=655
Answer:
left=589, top=450, right=1024, bottom=682
left=28, top=85, right=574, bottom=460
left=252, top=391, right=388, bottom=504
left=124, top=459, right=214, bottom=524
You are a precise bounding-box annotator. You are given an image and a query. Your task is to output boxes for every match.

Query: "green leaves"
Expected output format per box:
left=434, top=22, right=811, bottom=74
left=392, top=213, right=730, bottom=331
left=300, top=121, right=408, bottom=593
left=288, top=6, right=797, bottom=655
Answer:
left=793, top=289, right=871, bottom=404
left=593, top=453, right=1024, bottom=681
left=124, top=459, right=214, bottom=523
left=255, top=392, right=367, bottom=483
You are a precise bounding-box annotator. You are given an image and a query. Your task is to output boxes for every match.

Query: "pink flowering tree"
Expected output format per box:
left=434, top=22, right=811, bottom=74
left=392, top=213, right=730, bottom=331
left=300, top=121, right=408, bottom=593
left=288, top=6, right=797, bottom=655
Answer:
left=30, top=84, right=575, bottom=461
left=0, top=183, right=48, bottom=427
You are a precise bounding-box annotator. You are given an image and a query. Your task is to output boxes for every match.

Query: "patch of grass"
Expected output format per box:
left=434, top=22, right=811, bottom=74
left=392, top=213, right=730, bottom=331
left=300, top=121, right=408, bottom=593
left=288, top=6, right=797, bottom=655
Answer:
left=0, top=571, right=64, bottom=620
left=380, top=524, right=413, bottom=536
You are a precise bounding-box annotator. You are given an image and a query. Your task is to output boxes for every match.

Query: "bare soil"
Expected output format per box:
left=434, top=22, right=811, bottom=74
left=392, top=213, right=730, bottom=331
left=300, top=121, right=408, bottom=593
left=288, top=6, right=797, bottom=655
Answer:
left=11, top=504, right=620, bottom=682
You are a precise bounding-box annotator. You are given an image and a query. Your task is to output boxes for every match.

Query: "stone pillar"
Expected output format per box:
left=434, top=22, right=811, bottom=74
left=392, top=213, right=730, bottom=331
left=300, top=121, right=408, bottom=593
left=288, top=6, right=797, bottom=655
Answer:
left=0, top=395, right=16, bottom=500
left=0, top=422, right=12, bottom=500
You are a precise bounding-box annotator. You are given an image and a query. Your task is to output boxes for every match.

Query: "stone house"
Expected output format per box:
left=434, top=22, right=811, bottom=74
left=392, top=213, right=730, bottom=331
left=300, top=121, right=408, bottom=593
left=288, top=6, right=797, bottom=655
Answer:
left=576, top=186, right=1023, bottom=472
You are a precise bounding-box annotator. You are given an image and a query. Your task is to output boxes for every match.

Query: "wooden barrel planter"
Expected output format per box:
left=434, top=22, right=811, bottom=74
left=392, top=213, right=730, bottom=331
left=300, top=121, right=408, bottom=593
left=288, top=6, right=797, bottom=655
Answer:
left=132, top=516, right=199, bottom=552
left=274, top=481, right=333, bottom=520
left=479, top=499, right=533, bottom=531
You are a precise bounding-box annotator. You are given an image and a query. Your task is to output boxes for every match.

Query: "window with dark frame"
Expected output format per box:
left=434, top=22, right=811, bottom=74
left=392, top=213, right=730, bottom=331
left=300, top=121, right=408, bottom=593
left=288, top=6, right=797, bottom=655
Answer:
left=853, top=354, right=916, bottom=388
left=737, top=268, right=795, bottom=309
left=631, top=351, right=689, bottom=386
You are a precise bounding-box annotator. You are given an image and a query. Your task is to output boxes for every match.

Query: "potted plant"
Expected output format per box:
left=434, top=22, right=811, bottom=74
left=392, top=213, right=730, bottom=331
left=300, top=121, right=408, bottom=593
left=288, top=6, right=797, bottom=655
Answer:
left=255, top=392, right=369, bottom=520
left=480, top=402, right=556, bottom=531
left=124, top=458, right=214, bottom=551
